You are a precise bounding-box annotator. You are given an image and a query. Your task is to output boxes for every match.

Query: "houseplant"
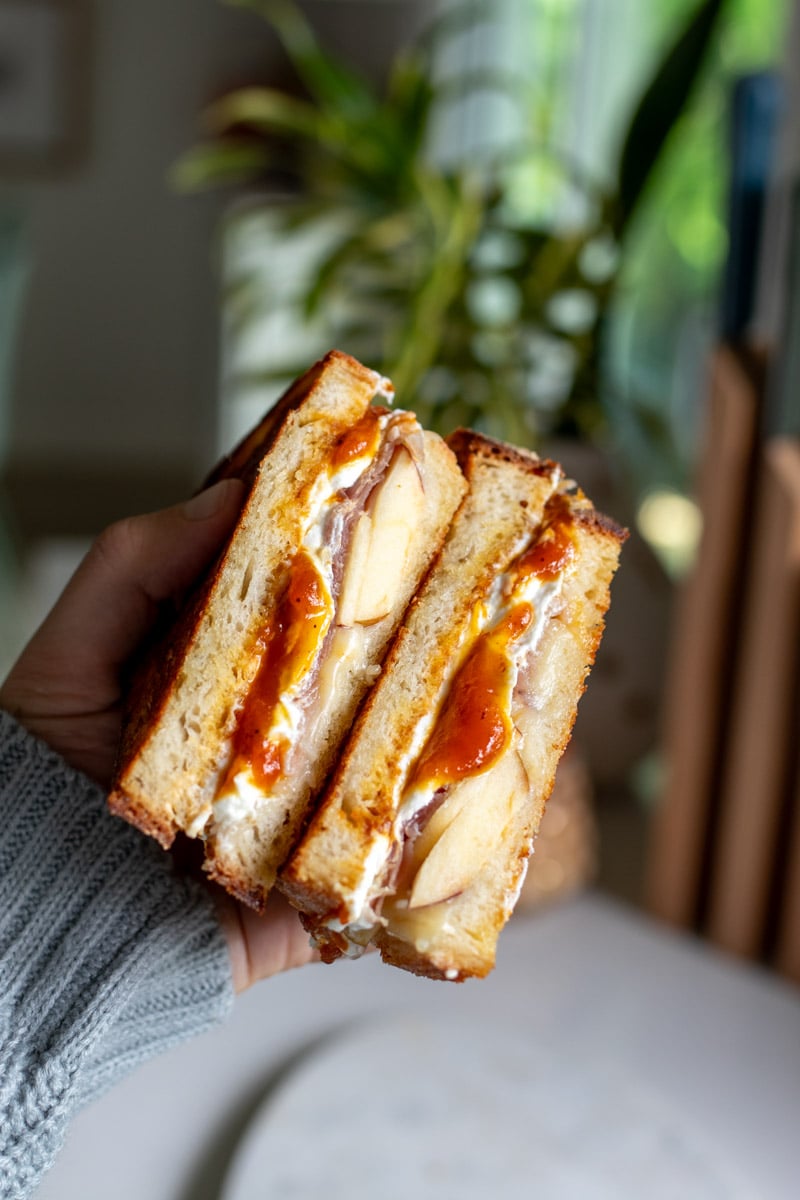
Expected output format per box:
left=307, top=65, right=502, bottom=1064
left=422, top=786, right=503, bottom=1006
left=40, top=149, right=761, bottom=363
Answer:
left=175, top=0, right=728, bottom=460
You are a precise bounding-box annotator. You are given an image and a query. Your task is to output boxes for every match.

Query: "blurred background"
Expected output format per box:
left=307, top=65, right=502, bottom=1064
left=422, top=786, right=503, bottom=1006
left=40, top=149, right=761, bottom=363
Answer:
left=1, top=0, right=798, bottom=981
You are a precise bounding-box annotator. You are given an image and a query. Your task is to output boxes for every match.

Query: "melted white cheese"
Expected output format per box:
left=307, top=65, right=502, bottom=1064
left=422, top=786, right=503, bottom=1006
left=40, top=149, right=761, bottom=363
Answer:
left=318, top=833, right=393, bottom=957
left=212, top=769, right=265, bottom=828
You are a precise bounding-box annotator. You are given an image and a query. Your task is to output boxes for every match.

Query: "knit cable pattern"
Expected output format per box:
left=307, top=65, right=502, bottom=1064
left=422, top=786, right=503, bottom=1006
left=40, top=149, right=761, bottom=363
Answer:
left=0, top=712, right=233, bottom=1199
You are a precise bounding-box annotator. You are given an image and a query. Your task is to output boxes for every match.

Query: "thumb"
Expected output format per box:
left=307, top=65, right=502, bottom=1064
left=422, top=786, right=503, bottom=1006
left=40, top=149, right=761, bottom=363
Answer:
left=2, top=478, right=245, bottom=715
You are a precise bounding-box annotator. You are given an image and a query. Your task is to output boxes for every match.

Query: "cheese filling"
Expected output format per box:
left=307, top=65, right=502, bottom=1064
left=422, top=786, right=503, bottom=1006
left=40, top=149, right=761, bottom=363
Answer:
left=319, top=833, right=393, bottom=956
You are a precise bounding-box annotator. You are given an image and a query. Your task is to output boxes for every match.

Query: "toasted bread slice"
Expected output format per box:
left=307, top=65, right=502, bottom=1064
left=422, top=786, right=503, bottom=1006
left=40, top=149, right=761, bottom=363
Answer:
left=377, top=496, right=625, bottom=980
left=109, top=351, right=466, bottom=910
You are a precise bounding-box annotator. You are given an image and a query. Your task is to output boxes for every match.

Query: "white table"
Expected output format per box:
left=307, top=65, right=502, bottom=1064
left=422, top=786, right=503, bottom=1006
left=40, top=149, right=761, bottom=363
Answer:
left=36, top=894, right=800, bottom=1199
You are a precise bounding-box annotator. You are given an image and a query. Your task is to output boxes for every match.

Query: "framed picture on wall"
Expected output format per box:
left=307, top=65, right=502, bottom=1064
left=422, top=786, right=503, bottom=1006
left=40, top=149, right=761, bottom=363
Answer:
left=0, top=0, right=90, bottom=174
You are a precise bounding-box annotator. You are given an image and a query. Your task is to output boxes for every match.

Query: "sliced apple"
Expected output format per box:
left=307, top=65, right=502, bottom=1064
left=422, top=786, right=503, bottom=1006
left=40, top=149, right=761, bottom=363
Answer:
left=337, top=513, right=373, bottom=626
left=337, top=448, right=425, bottom=625
left=407, top=750, right=527, bottom=909
left=408, top=772, right=489, bottom=872
left=315, top=625, right=364, bottom=707
left=359, top=447, right=425, bottom=620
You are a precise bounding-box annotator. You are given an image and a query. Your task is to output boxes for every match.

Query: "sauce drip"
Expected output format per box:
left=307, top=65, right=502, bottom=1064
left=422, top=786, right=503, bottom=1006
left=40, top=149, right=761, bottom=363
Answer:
left=516, top=495, right=575, bottom=581
left=411, top=603, right=533, bottom=790
left=220, top=550, right=332, bottom=793
left=330, top=408, right=383, bottom=470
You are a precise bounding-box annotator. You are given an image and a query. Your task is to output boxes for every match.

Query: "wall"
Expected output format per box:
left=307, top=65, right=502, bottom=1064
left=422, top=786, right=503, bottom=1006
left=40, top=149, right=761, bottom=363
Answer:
left=3, top=0, right=272, bottom=484
left=1, top=0, right=423, bottom=531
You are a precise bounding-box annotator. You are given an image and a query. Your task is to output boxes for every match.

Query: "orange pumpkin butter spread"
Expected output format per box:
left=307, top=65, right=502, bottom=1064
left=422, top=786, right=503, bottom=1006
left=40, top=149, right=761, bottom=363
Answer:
left=515, top=494, right=575, bottom=580
left=411, top=604, right=533, bottom=789
left=330, top=407, right=383, bottom=469
left=408, top=499, right=576, bottom=796
left=221, top=549, right=332, bottom=792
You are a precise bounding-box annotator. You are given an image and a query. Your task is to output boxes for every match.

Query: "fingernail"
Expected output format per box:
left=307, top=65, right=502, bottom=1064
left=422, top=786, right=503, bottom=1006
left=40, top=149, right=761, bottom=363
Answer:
left=183, top=478, right=241, bottom=521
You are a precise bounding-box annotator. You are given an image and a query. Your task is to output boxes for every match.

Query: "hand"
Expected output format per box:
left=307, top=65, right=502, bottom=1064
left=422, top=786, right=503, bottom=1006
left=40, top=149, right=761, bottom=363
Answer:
left=0, top=480, right=317, bottom=992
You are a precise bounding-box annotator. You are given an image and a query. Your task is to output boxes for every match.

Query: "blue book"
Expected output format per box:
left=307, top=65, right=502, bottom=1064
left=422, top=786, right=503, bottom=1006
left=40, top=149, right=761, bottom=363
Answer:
left=720, top=72, right=783, bottom=343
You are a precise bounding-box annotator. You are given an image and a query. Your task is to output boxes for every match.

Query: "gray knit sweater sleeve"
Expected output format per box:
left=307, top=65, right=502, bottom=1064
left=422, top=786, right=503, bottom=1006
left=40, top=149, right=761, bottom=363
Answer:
left=0, top=711, right=234, bottom=1199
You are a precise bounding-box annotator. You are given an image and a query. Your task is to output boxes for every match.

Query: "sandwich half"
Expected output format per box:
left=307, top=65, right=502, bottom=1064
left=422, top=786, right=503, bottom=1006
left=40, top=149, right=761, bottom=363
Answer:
left=281, top=430, right=625, bottom=979
left=109, top=350, right=466, bottom=909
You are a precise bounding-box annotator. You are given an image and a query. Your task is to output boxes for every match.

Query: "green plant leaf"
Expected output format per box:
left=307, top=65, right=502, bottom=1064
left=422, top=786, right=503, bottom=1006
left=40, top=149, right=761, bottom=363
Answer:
left=614, top=0, right=727, bottom=237
left=302, top=215, right=418, bottom=318
left=170, top=141, right=272, bottom=191
left=206, top=86, right=331, bottom=141
left=488, top=139, right=611, bottom=210
left=386, top=51, right=435, bottom=157
left=224, top=0, right=377, bottom=119
left=302, top=234, right=379, bottom=317
left=206, top=86, right=401, bottom=184
left=195, top=0, right=729, bottom=464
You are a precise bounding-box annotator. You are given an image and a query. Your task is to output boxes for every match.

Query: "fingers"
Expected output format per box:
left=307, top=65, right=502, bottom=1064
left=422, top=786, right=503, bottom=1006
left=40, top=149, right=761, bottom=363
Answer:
left=2, top=478, right=244, bottom=715
left=71, top=477, right=246, bottom=675
left=0, top=479, right=245, bottom=783
left=92, top=478, right=246, bottom=613
left=215, top=890, right=319, bottom=993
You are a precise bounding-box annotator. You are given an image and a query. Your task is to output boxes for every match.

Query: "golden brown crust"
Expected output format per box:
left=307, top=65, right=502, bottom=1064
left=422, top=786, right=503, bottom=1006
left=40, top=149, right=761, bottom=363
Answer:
left=202, top=853, right=270, bottom=911
left=376, top=935, right=470, bottom=981
left=106, top=788, right=177, bottom=850
left=112, top=355, right=361, bottom=792
left=446, top=428, right=558, bottom=479
left=110, top=564, right=221, bottom=836
left=205, top=425, right=465, bottom=909
left=203, top=351, right=384, bottom=491
left=572, top=502, right=628, bottom=545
